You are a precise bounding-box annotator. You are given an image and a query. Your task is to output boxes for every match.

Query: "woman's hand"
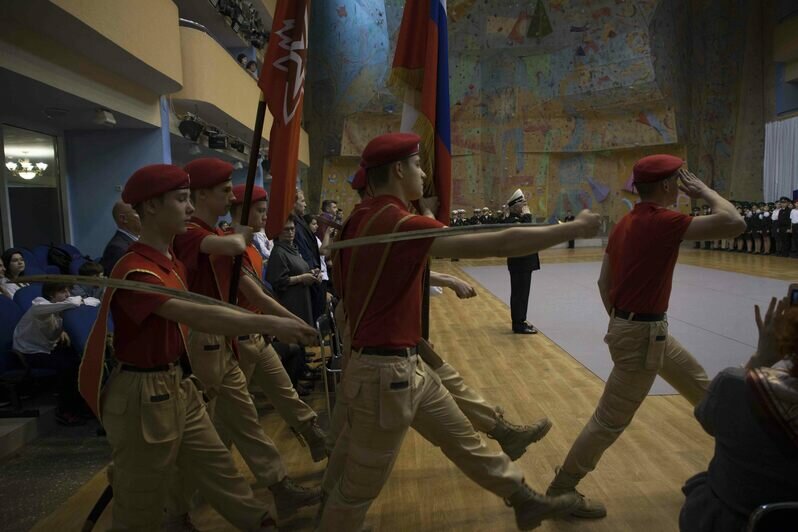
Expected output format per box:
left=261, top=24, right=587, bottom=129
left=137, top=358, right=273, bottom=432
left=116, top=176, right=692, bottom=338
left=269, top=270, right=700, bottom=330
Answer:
left=299, top=273, right=317, bottom=286
left=748, top=297, right=788, bottom=369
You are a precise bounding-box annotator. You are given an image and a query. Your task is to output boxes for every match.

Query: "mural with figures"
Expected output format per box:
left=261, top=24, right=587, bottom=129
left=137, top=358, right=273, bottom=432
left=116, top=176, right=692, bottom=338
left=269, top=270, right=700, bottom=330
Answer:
left=314, top=0, right=764, bottom=222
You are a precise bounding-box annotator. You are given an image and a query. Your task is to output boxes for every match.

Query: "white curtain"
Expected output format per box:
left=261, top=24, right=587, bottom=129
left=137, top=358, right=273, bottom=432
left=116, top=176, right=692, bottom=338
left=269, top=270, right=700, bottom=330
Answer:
left=763, top=117, right=798, bottom=201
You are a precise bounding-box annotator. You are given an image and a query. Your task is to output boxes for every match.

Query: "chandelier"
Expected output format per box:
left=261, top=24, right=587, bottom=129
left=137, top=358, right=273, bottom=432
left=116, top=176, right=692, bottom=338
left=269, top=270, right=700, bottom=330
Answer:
left=5, top=159, right=48, bottom=180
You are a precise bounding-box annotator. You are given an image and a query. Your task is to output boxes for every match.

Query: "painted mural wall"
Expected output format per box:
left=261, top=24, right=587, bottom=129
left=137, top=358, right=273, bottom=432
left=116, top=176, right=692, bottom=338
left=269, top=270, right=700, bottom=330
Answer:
left=313, top=0, right=767, bottom=222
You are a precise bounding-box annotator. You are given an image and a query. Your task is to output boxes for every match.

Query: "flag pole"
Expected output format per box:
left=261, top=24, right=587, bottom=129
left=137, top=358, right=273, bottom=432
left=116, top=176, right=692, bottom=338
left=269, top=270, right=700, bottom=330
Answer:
left=229, top=93, right=267, bottom=304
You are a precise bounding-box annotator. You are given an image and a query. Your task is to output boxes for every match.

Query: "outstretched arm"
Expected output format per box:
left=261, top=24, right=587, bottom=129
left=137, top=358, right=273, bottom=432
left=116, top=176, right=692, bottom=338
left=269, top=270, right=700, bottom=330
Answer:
left=155, top=298, right=317, bottom=345
left=429, top=209, right=600, bottom=259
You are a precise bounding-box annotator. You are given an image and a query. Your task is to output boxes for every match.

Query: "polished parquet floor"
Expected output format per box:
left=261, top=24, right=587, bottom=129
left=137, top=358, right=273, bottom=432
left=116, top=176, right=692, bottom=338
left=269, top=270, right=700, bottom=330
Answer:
left=31, top=247, right=798, bottom=532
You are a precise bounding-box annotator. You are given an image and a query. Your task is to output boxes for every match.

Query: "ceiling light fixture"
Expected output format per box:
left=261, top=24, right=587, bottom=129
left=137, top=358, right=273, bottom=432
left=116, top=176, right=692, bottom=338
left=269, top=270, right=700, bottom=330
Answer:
left=5, top=159, right=48, bottom=180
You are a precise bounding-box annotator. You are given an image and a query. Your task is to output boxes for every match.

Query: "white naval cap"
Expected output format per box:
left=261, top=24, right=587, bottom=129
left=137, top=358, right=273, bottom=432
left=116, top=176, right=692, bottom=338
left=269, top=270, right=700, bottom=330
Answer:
left=507, top=188, right=526, bottom=207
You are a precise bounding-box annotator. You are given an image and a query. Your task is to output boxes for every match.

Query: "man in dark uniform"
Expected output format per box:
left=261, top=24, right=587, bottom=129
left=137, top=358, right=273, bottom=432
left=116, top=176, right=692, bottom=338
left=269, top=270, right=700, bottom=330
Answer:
left=469, top=208, right=482, bottom=225
left=504, top=189, right=540, bottom=334
left=563, top=210, right=576, bottom=248
left=777, top=196, right=792, bottom=256
left=702, top=205, right=712, bottom=249
left=690, top=207, right=701, bottom=249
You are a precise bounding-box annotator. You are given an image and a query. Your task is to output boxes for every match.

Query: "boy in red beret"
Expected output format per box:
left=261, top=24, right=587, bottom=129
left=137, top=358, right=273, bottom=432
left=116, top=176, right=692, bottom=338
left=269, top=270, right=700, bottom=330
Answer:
left=319, top=133, right=602, bottom=530
left=229, top=183, right=328, bottom=462
left=80, top=164, right=318, bottom=530
left=546, top=155, right=746, bottom=518
left=170, top=159, right=321, bottom=521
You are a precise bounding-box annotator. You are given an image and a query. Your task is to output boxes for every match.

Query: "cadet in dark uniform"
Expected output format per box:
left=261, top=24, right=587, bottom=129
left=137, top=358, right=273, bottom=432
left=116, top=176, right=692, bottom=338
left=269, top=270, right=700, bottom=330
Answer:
left=504, top=189, right=540, bottom=334
left=765, top=202, right=775, bottom=254
left=469, top=208, right=481, bottom=225
left=743, top=206, right=754, bottom=253
left=777, top=196, right=792, bottom=256
left=702, top=205, right=712, bottom=249
left=691, top=207, right=702, bottom=249
left=563, top=211, right=576, bottom=248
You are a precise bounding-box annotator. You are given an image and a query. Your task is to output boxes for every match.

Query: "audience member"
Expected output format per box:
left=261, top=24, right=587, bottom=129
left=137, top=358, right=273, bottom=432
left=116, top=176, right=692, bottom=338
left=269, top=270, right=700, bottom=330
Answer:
left=316, top=199, right=338, bottom=240
left=12, top=282, right=98, bottom=425
left=71, top=261, right=105, bottom=299
left=100, top=200, right=140, bottom=276
left=246, top=60, right=258, bottom=79
left=266, top=217, right=320, bottom=326
left=2, top=248, right=29, bottom=297
left=303, top=214, right=332, bottom=299
left=0, top=257, right=12, bottom=299
left=291, top=189, right=324, bottom=320
left=680, top=297, right=798, bottom=531
left=791, top=200, right=798, bottom=258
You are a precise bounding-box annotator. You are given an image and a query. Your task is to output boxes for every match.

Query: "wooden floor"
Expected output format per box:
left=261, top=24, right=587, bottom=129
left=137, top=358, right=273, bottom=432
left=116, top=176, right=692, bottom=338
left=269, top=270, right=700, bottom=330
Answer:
left=31, top=248, right=798, bottom=531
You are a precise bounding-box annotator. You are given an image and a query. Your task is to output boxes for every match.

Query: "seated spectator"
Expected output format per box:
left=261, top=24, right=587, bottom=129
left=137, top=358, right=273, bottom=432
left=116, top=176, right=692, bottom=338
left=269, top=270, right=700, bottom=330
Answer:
left=100, top=200, right=141, bottom=276
left=680, top=297, right=798, bottom=531
left=236, top=52, right=248, bottom=67
left=218, top=220, right=231, bottom=231
left=2, top=248, right=29, bottom=297
left=0, top=256, right=11, bottom=299
left=266, top=218, right=320, bottom=326
left=12, top=283, right=99, bottom=425
left=246, top=60, right=258, bottom=79
left=71, top=260, right=105, bottom=300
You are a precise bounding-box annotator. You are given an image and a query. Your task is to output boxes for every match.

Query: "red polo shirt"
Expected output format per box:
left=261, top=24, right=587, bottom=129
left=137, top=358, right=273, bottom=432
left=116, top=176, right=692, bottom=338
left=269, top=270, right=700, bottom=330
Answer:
left=336, top=195, right=444, bottom=349
left=606, top=202, right=692, bottom=314
left=111, top=243, right=188, bottom=367
left=173, top=217, right=224, bottom=299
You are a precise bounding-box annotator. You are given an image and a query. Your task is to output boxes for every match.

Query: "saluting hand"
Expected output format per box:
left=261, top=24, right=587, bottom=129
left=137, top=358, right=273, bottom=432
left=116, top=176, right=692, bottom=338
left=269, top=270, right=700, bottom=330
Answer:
left=574, top=209, right=601, bottom=238
left=677, top=169, right=707, bottom=199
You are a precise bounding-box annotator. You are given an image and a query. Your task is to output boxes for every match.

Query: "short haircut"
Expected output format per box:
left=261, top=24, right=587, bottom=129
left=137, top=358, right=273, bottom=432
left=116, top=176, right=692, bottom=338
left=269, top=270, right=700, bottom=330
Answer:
left=321, top=199, right=337, bottom=212
left=78, top=261, right=104, bottom=277
left=366, top=164, right=392, bottom=188
left=303, top=214, right=317, bottom=226
left=42, top=282, right=72, bottom=301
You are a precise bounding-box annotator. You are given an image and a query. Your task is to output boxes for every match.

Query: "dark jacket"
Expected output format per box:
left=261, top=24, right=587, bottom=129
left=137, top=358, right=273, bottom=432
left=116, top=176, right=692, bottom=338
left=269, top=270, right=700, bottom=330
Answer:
left=100, top=230, right=135, bottom=276
left=503, top=212, right=540, bottom=272
left=679, top=367, right=798, bottom=531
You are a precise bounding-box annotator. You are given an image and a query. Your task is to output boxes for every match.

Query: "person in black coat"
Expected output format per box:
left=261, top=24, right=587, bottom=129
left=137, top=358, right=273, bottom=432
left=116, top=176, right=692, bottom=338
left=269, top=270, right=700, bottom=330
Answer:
left=290, top=189, right=324, bottom=321
left=563, top=211, right=576, bottom=248
left=504, top=189, right=540, bottom=334
left=100, top=200, right=140, bottom=275
left=777, top=197, right=792, bottom=257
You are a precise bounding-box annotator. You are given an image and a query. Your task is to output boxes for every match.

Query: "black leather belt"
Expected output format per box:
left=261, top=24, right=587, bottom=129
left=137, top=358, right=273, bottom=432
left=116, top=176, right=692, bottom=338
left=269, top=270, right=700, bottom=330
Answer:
left=120, top=363, right=177, bottom=373
left=614, top=309, right=666, bottom=322
left=360, top=346, right=418, bottom=357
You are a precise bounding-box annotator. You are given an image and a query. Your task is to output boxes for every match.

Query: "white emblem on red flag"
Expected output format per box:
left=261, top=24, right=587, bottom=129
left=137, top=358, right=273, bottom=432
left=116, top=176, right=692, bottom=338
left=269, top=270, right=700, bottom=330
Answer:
left=272, top=5, right=308, bottom=125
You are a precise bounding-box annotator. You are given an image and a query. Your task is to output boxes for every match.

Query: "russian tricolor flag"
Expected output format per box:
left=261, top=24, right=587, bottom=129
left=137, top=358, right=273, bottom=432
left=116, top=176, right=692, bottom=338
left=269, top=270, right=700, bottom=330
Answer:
left=389, top=0, right=452, bottom=225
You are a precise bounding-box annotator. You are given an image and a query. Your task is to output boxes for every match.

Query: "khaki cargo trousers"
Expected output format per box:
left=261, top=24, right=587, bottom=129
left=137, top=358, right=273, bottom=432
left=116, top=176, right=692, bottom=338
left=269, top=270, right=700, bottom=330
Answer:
left=318, top=351, right=523, bottom=531
left=560, top=315, right=710, bottom=480
left=101, top=365, right=268, bottom=531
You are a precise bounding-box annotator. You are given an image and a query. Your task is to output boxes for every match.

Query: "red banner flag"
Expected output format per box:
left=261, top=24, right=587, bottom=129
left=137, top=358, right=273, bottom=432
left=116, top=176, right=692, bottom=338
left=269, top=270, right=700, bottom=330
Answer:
left=260, top=0, right=310, bottom=239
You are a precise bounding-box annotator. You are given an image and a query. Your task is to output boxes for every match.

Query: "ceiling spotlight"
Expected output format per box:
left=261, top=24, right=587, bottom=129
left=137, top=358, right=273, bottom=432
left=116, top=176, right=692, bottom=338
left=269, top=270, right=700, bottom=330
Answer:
left=93, top=108, right=117, bottom=127
left=179, top=118, right=204, bottom=141
left=208, top=133, right=228, bottom=150
left=230, top=140, right=246, bottom=154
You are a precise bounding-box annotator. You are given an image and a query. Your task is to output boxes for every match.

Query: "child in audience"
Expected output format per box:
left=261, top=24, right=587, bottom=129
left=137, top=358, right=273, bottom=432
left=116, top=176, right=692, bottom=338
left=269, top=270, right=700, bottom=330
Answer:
left=12, top=282, right=98, bottom=425
left=71, top=260, right=106, bottom=299
left=2, top=248, right=29, bottom=297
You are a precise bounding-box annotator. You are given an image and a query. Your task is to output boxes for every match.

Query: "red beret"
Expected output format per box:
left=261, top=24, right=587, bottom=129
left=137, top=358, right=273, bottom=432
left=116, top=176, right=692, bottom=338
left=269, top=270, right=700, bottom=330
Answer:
left=633, top=154, right=684, bottom=184
left=361, top=132, right=421, bottom=169
left=122, top=164, right=189, bottom=205
left=349, top=166, right=367, bottom=190
left=231, top=184, right=268, bottom=205
left=184, top=158, right=234, bottom=190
